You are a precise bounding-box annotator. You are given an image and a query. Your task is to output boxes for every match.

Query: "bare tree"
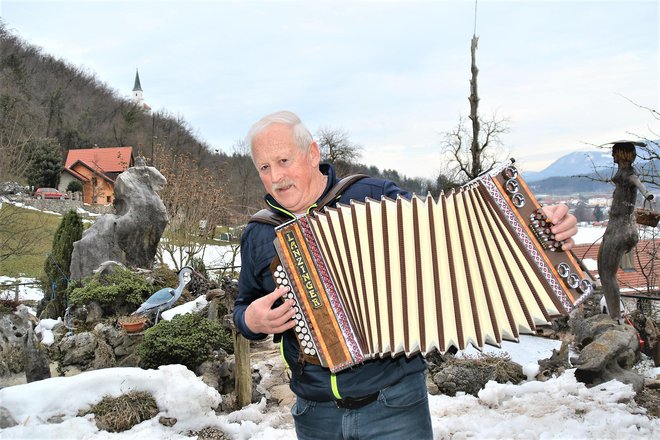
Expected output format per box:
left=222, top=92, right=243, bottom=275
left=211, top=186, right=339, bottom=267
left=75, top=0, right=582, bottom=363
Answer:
left=0, top=203, right=49, bottom=263
left=153, top=143, right=232, bottom=271
left=316, top=127, right=362, bottom=176
left=0, top=115, right=34, bottom=181
left=440, top=34, right=509, bottom=184
left=227, top=139, right=264, bottom=220
left=441, top=114, right=509, bottom=184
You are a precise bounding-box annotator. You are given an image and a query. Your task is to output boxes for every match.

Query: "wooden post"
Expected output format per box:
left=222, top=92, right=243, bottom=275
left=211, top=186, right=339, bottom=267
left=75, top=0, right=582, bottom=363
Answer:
left=234, top=332, right=252, bottom=408
left=15, top=284, right=20, bottom=302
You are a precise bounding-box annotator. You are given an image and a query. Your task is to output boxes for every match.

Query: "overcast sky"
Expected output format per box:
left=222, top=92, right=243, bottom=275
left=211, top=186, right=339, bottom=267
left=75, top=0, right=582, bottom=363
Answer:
left=1, top=0, right=657, bottom=179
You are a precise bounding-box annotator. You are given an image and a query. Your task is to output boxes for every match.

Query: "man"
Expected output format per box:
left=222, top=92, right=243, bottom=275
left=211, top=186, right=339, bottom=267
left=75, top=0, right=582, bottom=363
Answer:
left=234, top=111, right=578, bottom=439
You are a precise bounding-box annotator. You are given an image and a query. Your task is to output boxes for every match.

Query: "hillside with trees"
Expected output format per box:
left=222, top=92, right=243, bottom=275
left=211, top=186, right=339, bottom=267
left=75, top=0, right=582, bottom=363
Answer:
left=0, top=22, right=440, bottom=227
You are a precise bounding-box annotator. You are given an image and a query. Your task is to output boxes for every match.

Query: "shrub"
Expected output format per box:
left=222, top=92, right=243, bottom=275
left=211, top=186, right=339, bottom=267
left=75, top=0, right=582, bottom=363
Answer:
left=67, top=267, right=153, bottom=313
left=149, top=265, right=179, bottom=293
left=66, top=180, right=83, bottom=193
left=41, top=210, right=83, bottom=317
left=137, top=313, right=233, bottom=370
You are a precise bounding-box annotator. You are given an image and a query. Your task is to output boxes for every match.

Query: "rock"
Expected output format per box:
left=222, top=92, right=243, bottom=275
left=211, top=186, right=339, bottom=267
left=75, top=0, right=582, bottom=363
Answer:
left=0, top=310, right=31, bottom=376
left=206, top=288, right=225, bottom=302
left=0, top=182, right=30, bottom=196
left=536, top=341, right=571, bottom=381
left=92, top=260, right=125, bottom=276
left=430, top=354, right=525, bottom=397
left=0, top=405, right=17, bottom=428
left=70, top=164, right=168, bottom=279
left=59, top=332, right=98, bottom=368
left=23, top=325, right=51, bottom=383
left=85, top=302, right=104, bottom=324
left=90, top=338, right=116, bottom=370
left=628, top=310, right=660, bottom=367
left=159, top=416, right=177, bottom=427
left=572, top=314, right=644, bottom=391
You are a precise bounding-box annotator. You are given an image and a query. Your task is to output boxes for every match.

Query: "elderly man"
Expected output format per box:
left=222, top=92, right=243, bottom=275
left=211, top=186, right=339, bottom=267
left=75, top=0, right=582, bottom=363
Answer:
left=234, top=111, right=578, bottom=439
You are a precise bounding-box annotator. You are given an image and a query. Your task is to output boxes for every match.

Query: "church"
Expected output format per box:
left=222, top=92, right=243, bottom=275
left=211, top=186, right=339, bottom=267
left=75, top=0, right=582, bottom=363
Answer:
left=131, top=68, right=151, bottom=113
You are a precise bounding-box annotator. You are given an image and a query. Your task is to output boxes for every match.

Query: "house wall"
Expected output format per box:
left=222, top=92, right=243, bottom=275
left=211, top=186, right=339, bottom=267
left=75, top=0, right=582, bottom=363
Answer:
left=69, top=164, right=115, bottom=205
left=59, top=173, right=77, bottom=193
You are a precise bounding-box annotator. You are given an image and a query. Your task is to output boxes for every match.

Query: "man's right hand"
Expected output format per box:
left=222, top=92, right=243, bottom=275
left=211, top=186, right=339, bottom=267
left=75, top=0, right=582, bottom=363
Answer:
left=244, top=286, right=297, bottom=335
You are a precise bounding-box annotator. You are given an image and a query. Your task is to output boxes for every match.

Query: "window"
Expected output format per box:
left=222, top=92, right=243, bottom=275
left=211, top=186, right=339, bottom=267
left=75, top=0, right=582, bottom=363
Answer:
left=107, top=196, right=111, bottom=203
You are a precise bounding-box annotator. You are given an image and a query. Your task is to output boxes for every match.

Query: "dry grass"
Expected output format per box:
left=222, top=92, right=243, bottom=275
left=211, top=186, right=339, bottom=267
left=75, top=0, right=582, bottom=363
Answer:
left=79, top=391, right=159, bottom=432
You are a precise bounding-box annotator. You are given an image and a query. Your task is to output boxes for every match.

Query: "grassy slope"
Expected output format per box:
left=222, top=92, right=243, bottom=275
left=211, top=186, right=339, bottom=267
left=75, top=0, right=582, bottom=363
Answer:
left=0, top=204, right=62, bottom=278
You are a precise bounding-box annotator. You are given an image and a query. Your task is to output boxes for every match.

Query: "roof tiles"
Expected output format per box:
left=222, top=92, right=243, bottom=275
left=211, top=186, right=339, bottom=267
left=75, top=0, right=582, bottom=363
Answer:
left=65, top=147, right=133, bottom=173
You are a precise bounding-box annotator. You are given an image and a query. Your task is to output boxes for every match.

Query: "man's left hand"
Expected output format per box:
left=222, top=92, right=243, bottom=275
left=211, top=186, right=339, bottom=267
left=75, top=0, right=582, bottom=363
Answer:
left=542, top=204, right=578, bottom=251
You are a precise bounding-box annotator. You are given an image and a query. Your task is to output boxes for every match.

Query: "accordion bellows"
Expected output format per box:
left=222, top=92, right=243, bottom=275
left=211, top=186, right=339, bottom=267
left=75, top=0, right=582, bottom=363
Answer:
left=272, top=162, right=593, bottom=372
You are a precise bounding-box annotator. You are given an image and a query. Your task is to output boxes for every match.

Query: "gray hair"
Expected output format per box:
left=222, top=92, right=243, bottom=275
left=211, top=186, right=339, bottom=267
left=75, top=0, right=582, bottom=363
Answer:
left=246, top=111, right=314, bottom=159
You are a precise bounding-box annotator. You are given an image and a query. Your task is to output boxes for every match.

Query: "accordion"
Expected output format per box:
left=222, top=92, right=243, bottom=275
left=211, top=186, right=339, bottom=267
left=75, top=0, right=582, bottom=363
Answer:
left=271, top=161, right=593, bottom=372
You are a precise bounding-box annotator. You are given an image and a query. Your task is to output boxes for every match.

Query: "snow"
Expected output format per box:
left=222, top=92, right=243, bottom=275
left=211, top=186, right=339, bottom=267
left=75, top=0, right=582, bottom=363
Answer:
left=3, top=199, right=659, bottom=438
left=1, top=337, right=659, bottom=439
left=34, top=317, right=64, bottom=346
left=0, top=276, right=44, bottom=303
left=573, top=225, right=605, bottom=245
left=161, top=295, right=208, bottom=321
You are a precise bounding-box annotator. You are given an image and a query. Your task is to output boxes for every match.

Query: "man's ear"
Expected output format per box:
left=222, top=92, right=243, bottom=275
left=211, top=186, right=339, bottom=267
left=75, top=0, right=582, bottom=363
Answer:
left=308, top=141, right=321, bottom=166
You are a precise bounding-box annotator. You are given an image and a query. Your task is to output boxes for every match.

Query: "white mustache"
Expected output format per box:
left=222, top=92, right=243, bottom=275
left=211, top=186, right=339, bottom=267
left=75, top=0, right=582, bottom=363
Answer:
left=272, top=180, right=294, bottom=191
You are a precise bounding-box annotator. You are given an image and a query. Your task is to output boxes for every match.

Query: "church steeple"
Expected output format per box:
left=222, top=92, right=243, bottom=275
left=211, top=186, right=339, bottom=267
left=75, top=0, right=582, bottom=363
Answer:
left=133, top=69, right=143, bottom=92
left=132, top=68, right=143, bottom=103
left=131, top=68, right=150, bottom=112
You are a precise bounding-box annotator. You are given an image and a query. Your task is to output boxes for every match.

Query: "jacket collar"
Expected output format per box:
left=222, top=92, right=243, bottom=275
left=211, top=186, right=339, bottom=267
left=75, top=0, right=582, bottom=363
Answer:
left=264, top=163, right=337, bottom=220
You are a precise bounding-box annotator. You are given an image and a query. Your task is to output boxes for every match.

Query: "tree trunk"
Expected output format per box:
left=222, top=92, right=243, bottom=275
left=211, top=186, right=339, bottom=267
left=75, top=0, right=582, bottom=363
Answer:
left=468, top=34, right=481, bottom=180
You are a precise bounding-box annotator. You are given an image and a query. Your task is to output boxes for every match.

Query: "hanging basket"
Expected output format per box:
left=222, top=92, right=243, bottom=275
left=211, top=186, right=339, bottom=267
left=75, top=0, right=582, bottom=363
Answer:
left=118, top=315, right=148, bottom=333
left=635, top=208, right=660, bottom=227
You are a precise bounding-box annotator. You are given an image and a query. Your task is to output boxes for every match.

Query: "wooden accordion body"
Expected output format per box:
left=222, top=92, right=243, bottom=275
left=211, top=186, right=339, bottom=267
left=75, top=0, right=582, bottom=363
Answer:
left=271, top=161, right=593, bottom=373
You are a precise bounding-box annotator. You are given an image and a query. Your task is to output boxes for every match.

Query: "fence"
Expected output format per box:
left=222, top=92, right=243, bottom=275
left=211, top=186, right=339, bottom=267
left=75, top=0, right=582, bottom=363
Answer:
left=0, top=281, right=43, bottom=302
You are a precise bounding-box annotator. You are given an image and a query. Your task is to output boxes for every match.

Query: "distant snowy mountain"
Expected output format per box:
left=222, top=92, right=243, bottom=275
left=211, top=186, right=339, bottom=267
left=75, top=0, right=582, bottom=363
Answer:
left=524, top=151, right=612, bottom=182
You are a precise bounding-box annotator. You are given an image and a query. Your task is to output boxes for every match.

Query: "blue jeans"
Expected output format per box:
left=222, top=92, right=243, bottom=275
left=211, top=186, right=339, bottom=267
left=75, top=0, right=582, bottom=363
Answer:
left=291, top=371, right=432, bottom=440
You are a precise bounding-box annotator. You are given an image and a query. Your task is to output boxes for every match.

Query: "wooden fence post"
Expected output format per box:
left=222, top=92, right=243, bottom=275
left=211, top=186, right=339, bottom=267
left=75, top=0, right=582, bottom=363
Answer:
left=234, top=332, right=252, bottom=408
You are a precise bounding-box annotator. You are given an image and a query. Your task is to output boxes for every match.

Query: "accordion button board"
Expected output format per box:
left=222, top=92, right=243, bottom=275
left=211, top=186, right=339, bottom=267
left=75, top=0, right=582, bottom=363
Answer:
left=271, top=160, right=594, bottom=373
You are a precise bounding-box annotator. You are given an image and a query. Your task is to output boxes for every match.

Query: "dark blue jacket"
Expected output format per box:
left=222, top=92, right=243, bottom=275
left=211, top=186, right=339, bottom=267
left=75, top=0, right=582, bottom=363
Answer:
left=234, top=163, right=426, bottom=402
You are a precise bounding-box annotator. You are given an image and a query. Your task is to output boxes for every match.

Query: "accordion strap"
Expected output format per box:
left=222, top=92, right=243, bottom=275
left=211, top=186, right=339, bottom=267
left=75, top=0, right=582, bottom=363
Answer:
left=248, top=173, right=369, bottom=226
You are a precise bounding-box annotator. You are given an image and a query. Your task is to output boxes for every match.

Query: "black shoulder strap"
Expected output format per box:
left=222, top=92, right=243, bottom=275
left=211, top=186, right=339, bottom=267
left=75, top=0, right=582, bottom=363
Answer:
left=248, top=174, right=369, bottom=226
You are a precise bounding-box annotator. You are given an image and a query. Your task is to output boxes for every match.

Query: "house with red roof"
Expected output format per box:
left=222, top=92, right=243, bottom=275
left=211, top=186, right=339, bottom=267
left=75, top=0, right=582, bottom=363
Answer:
left=573, top=239, right=659, bottom=314
left=60, top=146, right=134, bottom=205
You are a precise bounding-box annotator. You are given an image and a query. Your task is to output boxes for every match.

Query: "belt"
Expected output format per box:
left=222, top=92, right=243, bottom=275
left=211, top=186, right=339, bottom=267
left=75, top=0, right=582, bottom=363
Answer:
left=335, top=391, right=380, bottom=409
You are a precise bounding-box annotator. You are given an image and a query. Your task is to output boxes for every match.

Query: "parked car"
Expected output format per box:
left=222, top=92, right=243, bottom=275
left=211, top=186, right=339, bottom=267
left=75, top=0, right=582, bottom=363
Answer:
left=34, top=187, right=68, bottom=200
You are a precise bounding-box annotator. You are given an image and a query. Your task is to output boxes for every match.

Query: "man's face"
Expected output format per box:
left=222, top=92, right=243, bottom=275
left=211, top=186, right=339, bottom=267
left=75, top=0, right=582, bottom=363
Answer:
left=252, top=123, right=321, bottom=213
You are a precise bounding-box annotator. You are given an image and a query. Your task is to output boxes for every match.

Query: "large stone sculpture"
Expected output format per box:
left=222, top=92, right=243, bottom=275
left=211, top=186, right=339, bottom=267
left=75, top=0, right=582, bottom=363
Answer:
left=70, top=159, right=168, bottom=279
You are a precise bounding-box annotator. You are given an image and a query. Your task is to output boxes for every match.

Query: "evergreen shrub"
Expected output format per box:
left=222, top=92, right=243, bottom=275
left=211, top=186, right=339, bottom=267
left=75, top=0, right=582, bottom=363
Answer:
left=66, top=180, right=83, bottom=193
left=137, top=313, right=233, bottom=370
left=67, top=267, right=152, bottom=312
